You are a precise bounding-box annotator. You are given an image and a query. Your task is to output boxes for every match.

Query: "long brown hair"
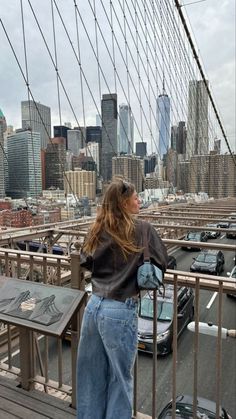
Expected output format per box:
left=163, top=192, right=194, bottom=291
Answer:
left=82, top=180, right=141, bottom=257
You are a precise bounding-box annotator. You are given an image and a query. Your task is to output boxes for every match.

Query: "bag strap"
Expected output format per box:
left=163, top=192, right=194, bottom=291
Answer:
left=142, top=222, right=150, bottom=262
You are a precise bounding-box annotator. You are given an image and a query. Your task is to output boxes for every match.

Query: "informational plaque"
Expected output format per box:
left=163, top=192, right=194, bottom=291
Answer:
left=0, top=278, right=85, bottom=336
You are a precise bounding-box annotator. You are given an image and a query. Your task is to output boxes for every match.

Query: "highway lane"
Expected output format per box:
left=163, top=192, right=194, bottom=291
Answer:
left=137, top=234, right=236, bottom=417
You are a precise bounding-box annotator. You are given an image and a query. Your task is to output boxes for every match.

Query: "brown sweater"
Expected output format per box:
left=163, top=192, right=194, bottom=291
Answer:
left=80, top=219, right=168, bottom=301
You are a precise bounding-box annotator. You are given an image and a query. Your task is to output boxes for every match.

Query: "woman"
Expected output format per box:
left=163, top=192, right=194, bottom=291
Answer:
left=76, top=179, right=168, bottom=419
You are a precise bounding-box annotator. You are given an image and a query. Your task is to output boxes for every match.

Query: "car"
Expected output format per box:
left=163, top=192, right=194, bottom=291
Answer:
left=218, top=221, right=230, bottom=229
left=205, top=223, right=221, bottom=239
left=226, top=265, right=236, bottom=298
left=226, top=223, right=236, bottom=239
left=137, top=285, right=194, bottom=355
left=228, top=212, right=236, bottom=220
left=190, top=249, right=225, bottom=276
left=182, top=231, right=208, bottom=250
left=158, top=394, right=232, bottom=419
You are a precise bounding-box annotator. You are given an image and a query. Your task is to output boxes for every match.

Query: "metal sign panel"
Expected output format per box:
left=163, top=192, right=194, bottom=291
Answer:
left=0, top=277, right=85, bottom=336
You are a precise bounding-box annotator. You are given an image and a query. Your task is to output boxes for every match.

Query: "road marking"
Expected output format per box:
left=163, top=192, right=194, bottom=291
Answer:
left=220, top=234, right=225, bottom=239
left=206, top=292, right=218, bottom=309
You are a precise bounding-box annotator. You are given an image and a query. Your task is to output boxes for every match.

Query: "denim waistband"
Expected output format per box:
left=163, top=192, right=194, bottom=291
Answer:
left=90, top=293, right=138, bottom=309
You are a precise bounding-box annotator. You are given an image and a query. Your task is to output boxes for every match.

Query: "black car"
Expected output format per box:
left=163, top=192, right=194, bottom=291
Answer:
left=190, top=249, right=225, bottom=276
left=226, top=223, right=236, bottom=239
left=137, top=285, right=194, bottom=355
left=182, top=231, right=208, bottom=250
left=206, top=223, right=221, bottom=239
left=158, top=394, right=232, bottom=419
left=218, top=220, right=230, bottom=229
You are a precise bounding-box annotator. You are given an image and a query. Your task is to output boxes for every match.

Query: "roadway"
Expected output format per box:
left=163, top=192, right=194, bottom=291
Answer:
left=2, top=233, right=236, bottom=417
left=137, top=233, right=236, bottom=417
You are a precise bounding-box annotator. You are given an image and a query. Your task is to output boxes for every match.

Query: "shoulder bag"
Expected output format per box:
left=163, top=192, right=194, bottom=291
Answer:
left=137, top=223, right=163, bottom=290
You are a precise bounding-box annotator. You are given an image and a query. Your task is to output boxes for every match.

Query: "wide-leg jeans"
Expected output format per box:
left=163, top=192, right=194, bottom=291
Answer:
left=76, top=294, right=138, bottom=419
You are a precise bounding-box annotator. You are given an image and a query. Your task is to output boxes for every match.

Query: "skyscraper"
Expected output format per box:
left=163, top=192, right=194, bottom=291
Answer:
left=7, top=129, right=42, bottom=198
left=118, top=104, right=134, bottom=154
left=0, top=109, right=7, bottom=198
left=171, top=121, right=187, bottom=155
left=86, top=126, right=102, bottom=144
left=67, top=130, right=82, bottom=156
left=101, top=93, right=118, bottom=182
left=45, top=137, right=66, bottom=190
left=186, top=80, right=209, bottom=158
left=112, top=155, right=143, bottom=193
left=64, top=169, right=96, bottom=200
left=87, top=142, right=100, bottom=173
left=54, top=125, right=70, bottom=149
left=135, top=142, right=147, bottom=158
left=21, top=100, right=51, bottom=149
left=157, top=93, right=170, bottom=159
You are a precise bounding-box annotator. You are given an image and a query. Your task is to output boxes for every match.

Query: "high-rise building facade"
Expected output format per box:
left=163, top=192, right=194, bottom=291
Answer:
left=54, top=125, right=70, bottom=149
left=7, top=129, right=42, bottom=198
left=101, top=93, right=118, bottom=182
left=144, top=154, right=157, bottom=175
left=45, top=137, right=66, bottom=189
left=67, top=130, right=81, bottom=156
left=112, top=155, right=143, bottom=193
left=118, top=104, right=134, bottom=154
left=0, top=109, right=7, bottom=198
left=177, top=152, right=236, bottom=198
left=157, top=93, right=170, bottom=159
left=64, top=169, right=96, bottom=200
left=135, top=142, right=147, bottom=158
left=171, top=121, right=187, bottom=155
left=86, top=142, right=100, bottom=173
left=186, top=80, right=209, bottom=158
left=166, top=148, right=178, bottom=187
left=21, top=100, right=51, bottom=150
left=86, top=126, right=102, bottom=144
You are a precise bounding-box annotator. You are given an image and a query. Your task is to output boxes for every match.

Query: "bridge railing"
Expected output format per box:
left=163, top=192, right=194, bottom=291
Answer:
left=0, top=244, right=236, bottom=417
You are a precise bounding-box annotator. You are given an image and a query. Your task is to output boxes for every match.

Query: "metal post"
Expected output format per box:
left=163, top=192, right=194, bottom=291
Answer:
left=152, top=289, right=157, bottom=419
left=70, top=243, right=82, bottom=290
left=19, top=327, right=33, bottom=390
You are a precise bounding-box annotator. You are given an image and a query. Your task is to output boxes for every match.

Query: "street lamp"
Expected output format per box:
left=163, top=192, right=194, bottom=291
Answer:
left=187, top=321, right=236, bottom=339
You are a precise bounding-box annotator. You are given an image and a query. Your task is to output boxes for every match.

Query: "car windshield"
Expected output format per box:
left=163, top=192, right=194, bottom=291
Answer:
left=187, top=233, right=200, bottom=240
left=140, top=298, right=173, bottom=321
left=229, top=224, right=236, bottom=228
left=196, top=254, right=217, bottom=263
left=175, top=404, right=216, bottom=419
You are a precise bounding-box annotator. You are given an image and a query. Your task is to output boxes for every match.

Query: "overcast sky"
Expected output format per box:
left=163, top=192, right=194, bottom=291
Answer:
left=0, top=0, right=235, bottom=152
left=183, top=0, right=235, bottom=151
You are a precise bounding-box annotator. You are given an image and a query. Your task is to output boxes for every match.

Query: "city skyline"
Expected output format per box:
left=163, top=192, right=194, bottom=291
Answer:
left=0, top=1, right=234, bottom=154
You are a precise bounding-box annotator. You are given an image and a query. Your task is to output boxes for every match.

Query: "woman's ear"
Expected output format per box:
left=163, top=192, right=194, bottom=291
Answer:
left=122, top=198, right=128, bottom=210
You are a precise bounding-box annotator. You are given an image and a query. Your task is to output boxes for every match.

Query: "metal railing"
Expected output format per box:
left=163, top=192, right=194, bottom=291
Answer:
left=0, top=246, right=236, bottom=417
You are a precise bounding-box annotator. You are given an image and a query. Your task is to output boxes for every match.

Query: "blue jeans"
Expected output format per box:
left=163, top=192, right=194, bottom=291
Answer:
left=76, top=294, right=138, bottom=419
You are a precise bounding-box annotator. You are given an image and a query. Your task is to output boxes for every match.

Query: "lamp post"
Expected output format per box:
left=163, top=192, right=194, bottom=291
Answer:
left=187, top=321, right=236, bottom=339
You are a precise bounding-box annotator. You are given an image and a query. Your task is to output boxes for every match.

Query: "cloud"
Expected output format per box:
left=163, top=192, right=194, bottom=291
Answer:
left=0, top=0, right=235, bottom=153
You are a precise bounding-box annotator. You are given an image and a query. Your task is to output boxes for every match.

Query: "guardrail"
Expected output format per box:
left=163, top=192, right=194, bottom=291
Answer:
left=0, top=245, right=235, bottom=417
